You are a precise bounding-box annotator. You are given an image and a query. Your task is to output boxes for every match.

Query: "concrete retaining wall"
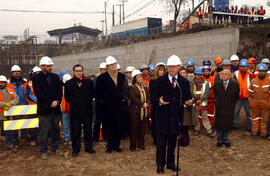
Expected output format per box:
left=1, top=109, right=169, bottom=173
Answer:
left=53, top=27, right=240, bottom=75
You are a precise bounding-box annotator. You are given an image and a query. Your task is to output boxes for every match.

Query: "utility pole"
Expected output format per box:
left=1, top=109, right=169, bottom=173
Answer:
left=112, top=5, right=115, bottom=26
left=119, top=0, right=128, bottom=24
left=116, top=4, right=122, bottom=24
left=104, top=1, right=108, bottom=35
left=100, top=20, right=105, bottom=35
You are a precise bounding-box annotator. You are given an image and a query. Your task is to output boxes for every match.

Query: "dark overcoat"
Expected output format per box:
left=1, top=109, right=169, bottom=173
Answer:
left=214, top=78, right=239, bottom=130
left=152, top=73, right=192, bottom=135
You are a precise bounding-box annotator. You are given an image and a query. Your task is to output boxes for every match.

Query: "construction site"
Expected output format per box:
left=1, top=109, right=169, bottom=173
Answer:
left=0, top=0, right=270, bottom=176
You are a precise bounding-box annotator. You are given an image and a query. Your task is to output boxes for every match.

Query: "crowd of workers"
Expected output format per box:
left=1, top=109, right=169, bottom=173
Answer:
left=197, top=5, right=266, bottom=24
left=0, top=53, right=269, bottom=174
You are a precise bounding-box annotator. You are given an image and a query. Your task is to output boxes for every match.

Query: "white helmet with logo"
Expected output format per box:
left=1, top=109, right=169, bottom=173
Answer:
left=40, top=56, right=54, bottom=66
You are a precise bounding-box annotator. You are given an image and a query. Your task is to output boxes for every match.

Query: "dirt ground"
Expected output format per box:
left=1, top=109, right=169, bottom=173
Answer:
left=0, top=114, right=270, bottom=176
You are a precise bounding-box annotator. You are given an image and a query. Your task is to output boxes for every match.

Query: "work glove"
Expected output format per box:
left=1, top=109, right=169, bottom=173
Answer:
left=4, top=102, right=12, bottom=111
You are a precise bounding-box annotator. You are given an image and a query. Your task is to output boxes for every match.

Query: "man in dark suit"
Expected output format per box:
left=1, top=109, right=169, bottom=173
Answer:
left=65, top=64, right=96, bottom=157
left=95, top=56, right=128, bottom=153
left=152, top=55, right=193, bottom=174
left=32, top=56, right=62, bottom=160
left=214, top=69, right=239, bottom=147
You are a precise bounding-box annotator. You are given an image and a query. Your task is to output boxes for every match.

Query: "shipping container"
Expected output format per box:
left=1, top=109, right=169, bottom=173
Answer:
left=111, top=17, right=162, bottom=39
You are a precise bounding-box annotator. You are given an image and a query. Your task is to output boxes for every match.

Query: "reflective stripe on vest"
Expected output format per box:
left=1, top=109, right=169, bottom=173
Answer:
left=193, top=81, right=208, bottom=107
left=0, top=85, right=15, bottom=113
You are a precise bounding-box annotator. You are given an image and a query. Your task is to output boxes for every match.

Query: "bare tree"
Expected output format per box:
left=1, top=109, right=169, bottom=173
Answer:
left=161, top=0, right=187, bottom=33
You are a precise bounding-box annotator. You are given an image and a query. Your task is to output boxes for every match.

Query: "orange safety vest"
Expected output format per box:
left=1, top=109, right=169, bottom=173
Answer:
left=258, top=9, right=265, bottom=15
left=233, top=71, right=250, bottom=99
left=0, top=84, right=15, bottom=114
left=198, top=9, right=203, bottom=16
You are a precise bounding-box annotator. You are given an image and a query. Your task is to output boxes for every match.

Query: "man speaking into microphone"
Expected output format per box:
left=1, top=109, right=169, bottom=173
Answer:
left=152, top=55, right=193, bottom=174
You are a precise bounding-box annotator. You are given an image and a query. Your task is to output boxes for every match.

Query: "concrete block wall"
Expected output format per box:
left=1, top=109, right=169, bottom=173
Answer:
left=52, top=27, right=240, bottom=75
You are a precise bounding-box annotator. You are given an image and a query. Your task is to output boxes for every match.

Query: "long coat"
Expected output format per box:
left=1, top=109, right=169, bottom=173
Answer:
left=152, top=73, right=192, bottom=135
left=64, top=78, right=94, bottom=119
left=214, top=78, right=239, bottom=130
left=95, top=71, right=128, bottom=139
left=32, top=72, right=62, bottom=116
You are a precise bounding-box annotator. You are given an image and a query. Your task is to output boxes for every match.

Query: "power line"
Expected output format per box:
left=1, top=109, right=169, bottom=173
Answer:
left=125, top=0, right=156, bottom=19
left=0, top=9, right=104, bottom=14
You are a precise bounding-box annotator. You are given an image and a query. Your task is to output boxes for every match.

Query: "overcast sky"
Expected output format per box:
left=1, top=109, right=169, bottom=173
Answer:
left=0, top=0, right=269, bottom=42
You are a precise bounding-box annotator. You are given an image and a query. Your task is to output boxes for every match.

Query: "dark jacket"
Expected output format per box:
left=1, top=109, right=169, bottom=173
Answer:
left=95, top=71, right=128, bottom=139
left=64, top=78, right=94, bottom=119
left=214, top=78, right=239, bottom=130
left=32, top=72, right=62, bottom=116
left=152, top=73, right=192, bottom=135
left=128, top=84, right=150, bottom=121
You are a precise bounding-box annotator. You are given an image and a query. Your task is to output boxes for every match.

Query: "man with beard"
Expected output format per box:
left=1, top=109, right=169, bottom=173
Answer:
left=33, top=56, right=63, bottom=160
left=186, top=59, right=195, bottom=82
left=248, top=63, right=270, bottom=138
left=96, top=56, right=128, bottom=153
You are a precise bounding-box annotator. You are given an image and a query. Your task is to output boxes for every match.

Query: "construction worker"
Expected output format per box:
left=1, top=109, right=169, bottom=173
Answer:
left=217, top=6, right=223, bottom=24
left=140, top=64, right=150, bottom=91
left=32, top=56, right=63, bottom=160
left=192, top=68, right=215, bottom=138
left=148, top=64, right=155, bottom=78
left=258, top=6, right=265, bottom=24
left=202, top=66, right=215, bottom=125
left=238, top=7, right=245, bottom=24
left=202, top=60, right=211, bottom=67
left=261, top=58, right=270, bottom=75
left=249, top=7, right=256, bottom=23
left=248, top=58, right=257, bottom=74
left=0, top=75, right=19, bottom=151
left=186, top=59, right=195, bottom=81
left=61, top=74, right=72, bottom=146
left=197, top=7, right=203, bottom=24
left=215, top=59, right=231, bottom=82
left=223, top=5, right=230, bottom=24
left=230, top=55, right=240, bottom=72
left=234, top=6, right=239, bottom=24
left=232, top=59, right=255, bottom=132
left=230, top=6, right=235, bottom=23
left=248, top=63, right=270, bottom=138
left=125, top=66, right=134, bottom=86
left=211, top=57, right=223, bottom=78
left=244, top=7, right=249, bottom=24
left=9, top=65, right=37, bottom=145
left=116, top=64, right=122, bottom=73
left=213, top=6, right=217, bottom=24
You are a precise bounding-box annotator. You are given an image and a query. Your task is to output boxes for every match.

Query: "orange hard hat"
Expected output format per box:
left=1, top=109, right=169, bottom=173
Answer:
left=215, top=57, right=223, bottom=64
left=248, top=58, right=256, bottom=64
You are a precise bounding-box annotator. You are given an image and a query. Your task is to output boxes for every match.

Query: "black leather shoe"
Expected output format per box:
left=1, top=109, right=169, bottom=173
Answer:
left=106, top=148, right=112, bottom=154
left=85, top=149, right=96, bottom=154
left=157, top=167, right=164, bottom=174
left=167, top=164, right=181, bottom=171
left=224, top=143, right=231, bottom=148
left=114, top=147, right=123, bottom=153
left=216, top=143, right=223, bottom=147
left=72, top=152, right=78, bottom=157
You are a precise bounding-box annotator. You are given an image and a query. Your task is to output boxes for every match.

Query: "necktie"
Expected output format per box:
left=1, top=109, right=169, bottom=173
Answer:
left=172, top=77, right=175, bottom=88
left=224, top=81, right=227, bottom=90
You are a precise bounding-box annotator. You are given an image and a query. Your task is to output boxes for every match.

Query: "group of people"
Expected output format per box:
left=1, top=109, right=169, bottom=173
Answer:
left=199, top=5, right=266, bottom=24
left=0, top=53, right=269, bottom=174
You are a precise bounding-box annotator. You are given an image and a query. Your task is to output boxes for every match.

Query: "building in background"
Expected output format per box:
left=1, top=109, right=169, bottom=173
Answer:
left=47, top=25, right=102, bottom=44
left=0, top=35, right=19, bottom=47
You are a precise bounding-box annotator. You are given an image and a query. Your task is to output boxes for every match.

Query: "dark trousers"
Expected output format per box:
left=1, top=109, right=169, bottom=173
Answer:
left=216, top=129, right=230, bottom=144
left=151, top=105, right=157, bottom=144
left=179, top=126, right=190, bottom=146
left=130, top=117, right=146, bottom=150
left=93, top=102, right=102, bottom=142
left=156, top=133, right=177, bottom=168
left=70, top=117, right=93, bottom=153
left=107, top=136, right=120, bottom=150
left=258, top=17, right=264, bottom=24
left=39, top=113, right=60, bottom=154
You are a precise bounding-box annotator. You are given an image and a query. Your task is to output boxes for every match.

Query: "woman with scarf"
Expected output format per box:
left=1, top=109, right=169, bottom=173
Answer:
left=64, top=64, right=95, bottom=157
left=128, top=70, right=150, bottom=151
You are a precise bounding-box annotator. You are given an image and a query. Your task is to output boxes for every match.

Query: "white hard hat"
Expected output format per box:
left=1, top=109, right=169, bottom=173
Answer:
left=230, top=55, right=239, bottom=61
left=116, top=64, right=121, bottom=70
left=32, top=66, right=42, bottom=73
left=40, top=56, right=54, bottom=66
left=167, top=55, right=182, bottom=66
left=156, top=62, right=166, bottom=67
left=125, top=66, right=134, bottom=72
left=106, top=56, right=117, bottom=65
left=0, top=75, right=7, bottom=82
left=99, top=62, right=107, bottom=69
left=62, top=74, right=72, bottom=83
left=132, top=70, right=142, bottom=78
left=261, top=58, right=270, bottom=64
left=11, top=65, right=21, bottom=72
